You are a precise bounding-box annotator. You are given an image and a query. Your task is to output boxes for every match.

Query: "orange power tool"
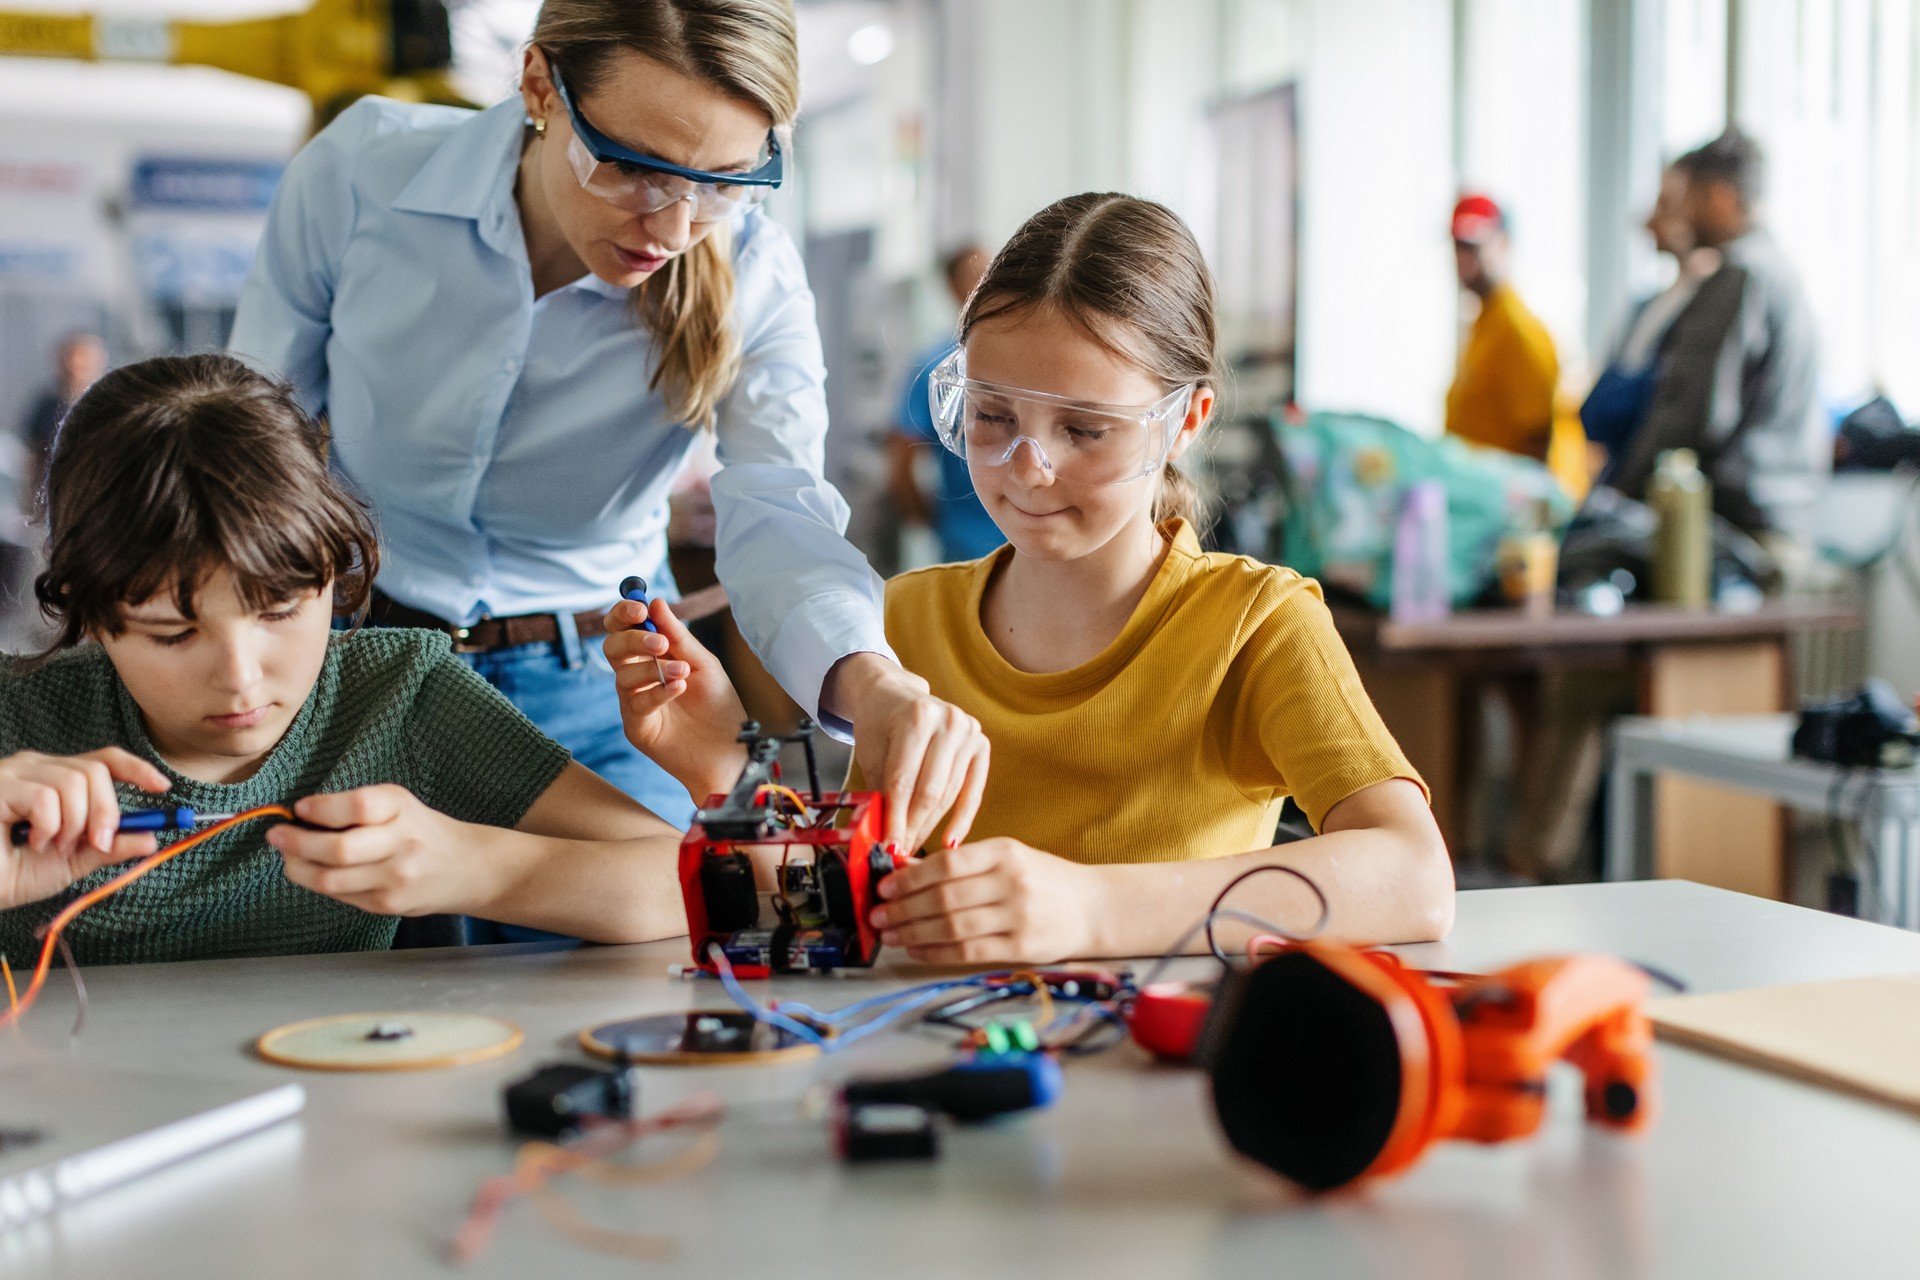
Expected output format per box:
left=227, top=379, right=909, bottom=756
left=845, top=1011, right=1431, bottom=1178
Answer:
left=1136, top=942, right=1657, bottom=1192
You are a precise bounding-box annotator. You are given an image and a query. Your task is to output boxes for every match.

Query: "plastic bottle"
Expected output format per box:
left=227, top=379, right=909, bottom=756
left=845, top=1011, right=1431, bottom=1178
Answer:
left=1391, top=480, right=1451, bottom=622
left=1649, top=448, right=1711, bottom=606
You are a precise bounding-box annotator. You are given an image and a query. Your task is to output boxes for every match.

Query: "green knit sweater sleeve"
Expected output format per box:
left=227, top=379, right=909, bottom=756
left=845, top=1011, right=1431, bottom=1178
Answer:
left=400, top=651, right=572, bottom=831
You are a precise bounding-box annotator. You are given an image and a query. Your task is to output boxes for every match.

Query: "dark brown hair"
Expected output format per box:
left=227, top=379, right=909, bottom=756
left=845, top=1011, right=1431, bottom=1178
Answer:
left=34, top=353, right=380, bottom=649
left=960, top=193, right=1220, bottom=527
left=1677, top=127, right=1765, bottom=209
left=531, top=0, right=800, bottom=431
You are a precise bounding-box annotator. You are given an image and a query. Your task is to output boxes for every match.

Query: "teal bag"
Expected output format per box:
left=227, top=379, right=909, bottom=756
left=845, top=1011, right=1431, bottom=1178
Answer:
left=1274, top=411, right=1572, bottom=608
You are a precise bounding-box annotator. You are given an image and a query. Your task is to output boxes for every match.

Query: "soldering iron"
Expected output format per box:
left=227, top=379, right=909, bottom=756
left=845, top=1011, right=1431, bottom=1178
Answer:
left=9, top=807, right=233, bottom=846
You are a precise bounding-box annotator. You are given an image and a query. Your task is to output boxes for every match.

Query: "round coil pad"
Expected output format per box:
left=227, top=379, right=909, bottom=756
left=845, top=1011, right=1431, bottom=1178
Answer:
left=256, top=1012, right=523, bottom=1072
left=581, top=1010, right=821, bottom=1067
left=1208, top=950, right=1417, bottom=1192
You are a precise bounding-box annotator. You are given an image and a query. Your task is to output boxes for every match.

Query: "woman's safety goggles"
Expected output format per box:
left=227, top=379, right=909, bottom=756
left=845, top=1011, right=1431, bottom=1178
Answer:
left=927, top=349, right=1195, bottom=486
left=549, top=58, right=784, bottom=223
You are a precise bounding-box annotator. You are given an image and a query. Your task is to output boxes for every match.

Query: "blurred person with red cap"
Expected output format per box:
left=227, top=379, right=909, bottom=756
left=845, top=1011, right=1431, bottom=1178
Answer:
left=1444, top=195, right=1588, bottom=496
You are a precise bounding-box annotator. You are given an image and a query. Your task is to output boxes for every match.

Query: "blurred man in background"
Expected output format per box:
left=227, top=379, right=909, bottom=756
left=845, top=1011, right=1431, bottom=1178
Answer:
left=1581, top=164, right=1721, bottom=477
left=20, top=330, right=106, bottom=500
left=887, top=244, right=1003, bottom=564
left=1609, top=128, right=1827, bottom=541
left=1444, top=196, right=1587, bottom=496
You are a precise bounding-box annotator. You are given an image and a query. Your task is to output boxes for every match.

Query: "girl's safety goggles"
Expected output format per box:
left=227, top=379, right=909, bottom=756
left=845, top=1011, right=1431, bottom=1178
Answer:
left=927, top=348, right=1195, bottom=486
left=549, top=57, right=784, bottom=223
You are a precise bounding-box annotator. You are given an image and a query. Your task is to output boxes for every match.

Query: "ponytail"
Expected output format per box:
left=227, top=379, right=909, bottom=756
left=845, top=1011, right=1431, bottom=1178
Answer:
left=635, top=227, right=739, bottom=432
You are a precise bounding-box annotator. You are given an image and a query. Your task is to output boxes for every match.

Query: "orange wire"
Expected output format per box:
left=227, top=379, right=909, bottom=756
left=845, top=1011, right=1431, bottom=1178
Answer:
left=753, top=784, right=814, bottom=825
left=0, top=805, right=295, bottom=1031
left=1, top=953, right=17, bottom=1021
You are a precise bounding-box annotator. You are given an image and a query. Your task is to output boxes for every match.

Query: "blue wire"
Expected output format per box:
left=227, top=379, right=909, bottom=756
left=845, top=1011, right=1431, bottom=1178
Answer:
left=710, top=950, right=830, bottom=1047
left=830, top=982, right=995, bottom=1048
left=710, top=960, right=1126, bottom=1055
left=710, top=960, right=1051, bottom=1053
left=775, top=974, right=998, bottom=1026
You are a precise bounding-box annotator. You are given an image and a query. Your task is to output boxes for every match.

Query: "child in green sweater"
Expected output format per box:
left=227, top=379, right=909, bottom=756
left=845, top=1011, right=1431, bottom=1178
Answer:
left=0, top=354, right=738, bottom=964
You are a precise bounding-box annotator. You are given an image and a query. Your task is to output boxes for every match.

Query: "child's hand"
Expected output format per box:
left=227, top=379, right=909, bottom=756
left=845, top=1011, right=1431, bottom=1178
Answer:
left=603, top=596, right=749, bottom=802
left=270, top=786, right=467, bottom=916
left=869, top=838, right=1099, bottom=964
left=0, top=748, right=170, bottom=909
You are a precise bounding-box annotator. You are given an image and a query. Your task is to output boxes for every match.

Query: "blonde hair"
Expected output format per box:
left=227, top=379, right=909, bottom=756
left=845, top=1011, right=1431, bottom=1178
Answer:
left=532, top=0, right=799, bottom=431
left=959, top=193, right=1219, bottom=527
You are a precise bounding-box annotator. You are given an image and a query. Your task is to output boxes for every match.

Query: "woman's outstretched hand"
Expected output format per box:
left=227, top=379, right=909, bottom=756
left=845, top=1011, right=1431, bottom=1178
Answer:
left=826, top=653, right=990, bottom=854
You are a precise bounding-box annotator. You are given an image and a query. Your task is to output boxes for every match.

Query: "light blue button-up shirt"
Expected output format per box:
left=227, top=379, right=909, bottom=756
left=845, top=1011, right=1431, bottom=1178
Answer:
left=228, top=96, right=892, bottom=727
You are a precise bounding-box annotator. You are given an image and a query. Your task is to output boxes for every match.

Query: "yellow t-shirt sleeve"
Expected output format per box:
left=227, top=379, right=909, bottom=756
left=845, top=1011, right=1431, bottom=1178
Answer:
left=1225, top=576, right=1429, bottom=830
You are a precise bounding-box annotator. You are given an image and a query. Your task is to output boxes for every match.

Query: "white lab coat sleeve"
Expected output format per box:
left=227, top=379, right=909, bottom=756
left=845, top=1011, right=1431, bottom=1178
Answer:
left=709, top=215, right=896, bottom=740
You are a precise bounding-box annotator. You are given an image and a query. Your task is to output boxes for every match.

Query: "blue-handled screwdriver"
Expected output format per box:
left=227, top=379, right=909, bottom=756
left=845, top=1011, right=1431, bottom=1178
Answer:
left=618, top=575, right=670, bottom=688
left=9, top=807, right=234, bottom=847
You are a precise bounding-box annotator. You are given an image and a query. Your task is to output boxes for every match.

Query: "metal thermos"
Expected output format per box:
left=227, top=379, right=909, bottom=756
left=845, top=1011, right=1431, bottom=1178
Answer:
left=1649, top=448, right=1711, bottom=606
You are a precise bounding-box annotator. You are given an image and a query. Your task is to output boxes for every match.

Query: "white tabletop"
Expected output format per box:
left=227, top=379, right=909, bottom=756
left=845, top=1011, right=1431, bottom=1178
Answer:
left=6, top=880, right=1920, bottom=1280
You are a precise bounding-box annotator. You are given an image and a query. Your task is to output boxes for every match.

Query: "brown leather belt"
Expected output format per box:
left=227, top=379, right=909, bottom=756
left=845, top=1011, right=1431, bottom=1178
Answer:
left=369, top=590, right=609, bottom=654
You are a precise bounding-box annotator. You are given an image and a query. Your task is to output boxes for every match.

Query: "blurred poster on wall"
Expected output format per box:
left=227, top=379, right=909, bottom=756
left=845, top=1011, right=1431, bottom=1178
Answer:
left=0, top=151, right=103, bottom=288
left=126, top=155, right=282, bottom=348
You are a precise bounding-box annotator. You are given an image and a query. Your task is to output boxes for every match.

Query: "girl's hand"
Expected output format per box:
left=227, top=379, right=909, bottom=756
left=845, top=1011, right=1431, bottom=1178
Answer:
left=828, top=654, right=990, bottom=853
left=869, top=837, right=1099, bottom=964
left=604, top=597, right=749, bottom=803
left=271, top=786, right=469, bottom=917
left=0, top=748, right=171, bottom=909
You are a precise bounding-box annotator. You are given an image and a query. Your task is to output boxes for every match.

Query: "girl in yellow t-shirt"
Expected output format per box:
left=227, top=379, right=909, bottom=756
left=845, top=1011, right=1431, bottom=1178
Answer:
left=861, top=194, right=1453, bottom=963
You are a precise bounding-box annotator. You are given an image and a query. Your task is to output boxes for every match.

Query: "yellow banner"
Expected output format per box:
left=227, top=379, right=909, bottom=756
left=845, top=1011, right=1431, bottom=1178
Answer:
left=0, top=11, right=94, bottom=59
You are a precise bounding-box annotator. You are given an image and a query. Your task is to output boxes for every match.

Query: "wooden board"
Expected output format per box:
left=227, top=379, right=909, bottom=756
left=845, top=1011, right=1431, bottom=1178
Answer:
left=256, top=1011, right=522, bottom=1072
left=1641, top=640, right=1785, bottom=898
left=1650, top=975, right=1920, bottom=1114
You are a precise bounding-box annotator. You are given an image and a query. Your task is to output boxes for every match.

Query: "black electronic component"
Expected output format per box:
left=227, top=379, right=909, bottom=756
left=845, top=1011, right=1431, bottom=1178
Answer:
left=0, top=1128, right=44, bottom=1154
left=1793, top=679, right=1920, bottom=768
left=837, top=1101, right=939, bottom=1163
left=839, top=1055, right=1062, bottom=1123
left=818, top=853, right=857, bottom=942
left=699, top=852, right=760, bottom=933
left=503, top=1062, right=637, bottom=1138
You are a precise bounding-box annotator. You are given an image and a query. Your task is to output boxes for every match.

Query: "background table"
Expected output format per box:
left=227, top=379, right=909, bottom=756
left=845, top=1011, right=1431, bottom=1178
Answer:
left=7, top=881, right=1920, bottom=1280
left=1609, top=714, right=1920, bottom=927
left=1336, top=601, right=1859, bottom=895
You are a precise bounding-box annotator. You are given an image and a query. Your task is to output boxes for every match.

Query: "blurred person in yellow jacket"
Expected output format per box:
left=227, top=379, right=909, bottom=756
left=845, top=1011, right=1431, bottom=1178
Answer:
left=1444, top=195, right=1588, bottom=498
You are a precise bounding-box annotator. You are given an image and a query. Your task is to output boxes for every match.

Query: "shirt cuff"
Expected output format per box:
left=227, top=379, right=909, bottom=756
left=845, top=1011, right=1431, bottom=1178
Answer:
left=766, top=592, right=898, bottom=743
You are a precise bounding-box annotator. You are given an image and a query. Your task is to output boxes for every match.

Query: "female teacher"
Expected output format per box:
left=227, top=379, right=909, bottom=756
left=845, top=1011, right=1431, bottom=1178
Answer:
left=228, top=0, right=987, bottom=858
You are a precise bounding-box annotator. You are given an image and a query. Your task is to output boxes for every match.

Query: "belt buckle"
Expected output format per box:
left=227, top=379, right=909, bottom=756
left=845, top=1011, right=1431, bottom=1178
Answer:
left=451, top=616, right=490, bottom=654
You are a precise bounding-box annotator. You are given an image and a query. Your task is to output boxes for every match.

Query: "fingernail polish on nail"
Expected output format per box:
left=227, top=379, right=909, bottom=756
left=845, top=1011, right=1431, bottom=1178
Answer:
left=943, top=835, right=959, bottom=850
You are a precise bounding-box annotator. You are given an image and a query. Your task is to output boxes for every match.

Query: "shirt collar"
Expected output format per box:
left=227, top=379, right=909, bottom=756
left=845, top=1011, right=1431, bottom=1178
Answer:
left=392, top=99, right=527, bottom=255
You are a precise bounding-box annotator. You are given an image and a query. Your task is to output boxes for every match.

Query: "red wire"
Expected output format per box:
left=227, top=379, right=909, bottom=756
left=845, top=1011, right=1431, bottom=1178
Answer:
left=0, top=805, right=296, bottom=1030
left=451, top=1093, right=724, bottom=1264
